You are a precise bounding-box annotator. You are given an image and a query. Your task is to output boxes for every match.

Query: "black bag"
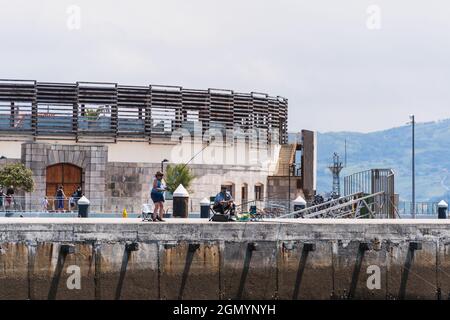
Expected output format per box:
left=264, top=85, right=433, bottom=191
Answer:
left=210, top=214, right=231, bottom=222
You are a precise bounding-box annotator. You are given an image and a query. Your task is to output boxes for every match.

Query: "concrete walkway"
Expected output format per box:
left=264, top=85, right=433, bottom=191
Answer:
left=0, top=217, right=449, bottom=224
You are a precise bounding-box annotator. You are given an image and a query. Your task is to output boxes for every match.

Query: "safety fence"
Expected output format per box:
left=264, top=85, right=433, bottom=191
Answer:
left=235, top=198, right=292, bottom=217
left=397, top=201, right=439, bottom=216
left=0, top=196, right=173, bottom=215
left=344, top=169, right=396, bottom=218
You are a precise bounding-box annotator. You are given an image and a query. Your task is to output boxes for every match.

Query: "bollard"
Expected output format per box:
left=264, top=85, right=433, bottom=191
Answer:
left=438, top=200, right=448, bottom=219
left=173, top=184, right=189, bottom=218
left=200, top=198, right=210, bottom=219
left=77, top=196, right=90, bottom=218
left=293, top=195, right=307, bottom=211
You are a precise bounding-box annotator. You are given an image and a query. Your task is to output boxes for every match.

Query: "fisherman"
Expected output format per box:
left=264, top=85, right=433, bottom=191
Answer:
left=213, top=186, right=235, bottom=216
left=150, top=171, right=166, bottom=222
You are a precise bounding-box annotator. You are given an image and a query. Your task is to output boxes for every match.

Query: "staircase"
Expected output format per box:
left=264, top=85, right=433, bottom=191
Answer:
left=275, top=144, right=297, bottom=176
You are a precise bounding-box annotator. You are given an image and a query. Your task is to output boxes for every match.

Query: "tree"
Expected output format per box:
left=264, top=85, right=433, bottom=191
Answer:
left=85, top=108, right=101, bottom=121
left=164, top=164, right=195, bottom=194
left=0, top=163, right=34, bottom=192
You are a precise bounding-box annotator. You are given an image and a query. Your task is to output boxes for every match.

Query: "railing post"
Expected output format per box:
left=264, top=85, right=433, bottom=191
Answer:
left=146, top=85, right=152, bottom=143
left=75, top=83, right=80, bottom=141
left=112, top=83, right=118, bottom=141
left=32, top=82, right=38, bottom=137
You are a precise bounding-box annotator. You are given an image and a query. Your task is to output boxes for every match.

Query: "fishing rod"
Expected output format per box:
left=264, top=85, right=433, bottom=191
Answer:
left=179, top=138, right=212, bottom=172
left=159, top=138, right=213, bottom=193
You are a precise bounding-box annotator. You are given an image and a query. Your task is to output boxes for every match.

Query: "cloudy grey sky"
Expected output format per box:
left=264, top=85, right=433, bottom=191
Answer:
left=1, top=0, right=449, bottom=133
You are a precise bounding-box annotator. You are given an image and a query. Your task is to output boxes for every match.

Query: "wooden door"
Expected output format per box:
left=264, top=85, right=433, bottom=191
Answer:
left=46, top=163, right=82, bottom=210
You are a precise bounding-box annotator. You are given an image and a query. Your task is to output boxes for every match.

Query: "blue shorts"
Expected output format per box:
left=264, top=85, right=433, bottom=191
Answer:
left=151, top=192, right=164, bottom=203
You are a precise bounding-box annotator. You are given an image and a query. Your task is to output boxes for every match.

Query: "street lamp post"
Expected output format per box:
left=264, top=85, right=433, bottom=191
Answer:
left=288, top=163, right=295, bottom=212
left=409, top=115, right=416, bottom=218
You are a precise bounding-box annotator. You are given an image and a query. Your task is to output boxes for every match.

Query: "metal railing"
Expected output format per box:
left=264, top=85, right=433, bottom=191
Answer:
left=278, top=191, right=398, bottom=219
left=235, top=198, right=292, bottom=218
left=6, top=195, right=433, bottom=219
left=397, top=201, right=439, bottom=216
left=275, top=163, right=302, bottom=177
left=344, top=169, right=396, bottom=218
left=0, top=196, right=172, bottom=215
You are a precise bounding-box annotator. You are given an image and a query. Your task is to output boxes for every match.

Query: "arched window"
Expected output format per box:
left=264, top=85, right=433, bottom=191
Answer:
left=254, top=183, right=264, bottom=201
left=241, top=183, right=248, bottom=210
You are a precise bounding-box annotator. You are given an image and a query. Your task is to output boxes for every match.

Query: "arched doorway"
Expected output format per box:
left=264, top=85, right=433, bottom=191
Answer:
left=46, top=163, right=82, bottom=210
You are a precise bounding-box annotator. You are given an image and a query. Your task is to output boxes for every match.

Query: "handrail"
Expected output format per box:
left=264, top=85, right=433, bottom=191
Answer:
left=301, top=191, right=385, bottom=219
left=278, top=192, right=365, bottom=219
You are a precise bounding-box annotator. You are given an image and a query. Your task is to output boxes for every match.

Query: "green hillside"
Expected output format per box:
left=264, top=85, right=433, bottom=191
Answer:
left=313, top=119, right=450, bottom=202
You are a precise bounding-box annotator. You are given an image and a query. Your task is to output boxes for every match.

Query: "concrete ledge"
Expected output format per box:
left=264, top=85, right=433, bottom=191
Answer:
left=1, top=218, right=450, bottom=300
left=1, top=218, right=450, bottom=242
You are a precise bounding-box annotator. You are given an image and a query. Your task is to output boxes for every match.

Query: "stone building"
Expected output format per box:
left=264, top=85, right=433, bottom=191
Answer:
left=0, top=80, right=316, bottom=213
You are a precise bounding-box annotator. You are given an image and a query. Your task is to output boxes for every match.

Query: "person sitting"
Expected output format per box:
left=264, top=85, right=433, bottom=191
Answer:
left=213, top=187, right=235, bottom=216
left=69, top=192, right=77, bottom=211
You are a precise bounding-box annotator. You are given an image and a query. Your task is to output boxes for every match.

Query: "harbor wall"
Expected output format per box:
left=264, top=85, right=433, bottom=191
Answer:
left=0, top=219, right=449, bottom=300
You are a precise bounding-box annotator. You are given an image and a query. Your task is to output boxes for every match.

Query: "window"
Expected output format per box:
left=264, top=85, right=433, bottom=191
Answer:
left=221, top=184, right=234, bottom=197
left=186, top=110, right=199, bottom=122
left=255, top=184, right=264, bottom=201
left=152, top=107, right=177, bottom=133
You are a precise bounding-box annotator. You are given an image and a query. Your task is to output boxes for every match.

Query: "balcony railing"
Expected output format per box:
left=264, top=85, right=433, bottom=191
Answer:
left=397, top=201, right=439, bottom=216
left=0, top=79, right=288, bottom=144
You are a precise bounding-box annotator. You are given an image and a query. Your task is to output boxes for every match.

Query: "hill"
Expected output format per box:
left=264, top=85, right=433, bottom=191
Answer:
left=299, top=119, right=450, bottom=202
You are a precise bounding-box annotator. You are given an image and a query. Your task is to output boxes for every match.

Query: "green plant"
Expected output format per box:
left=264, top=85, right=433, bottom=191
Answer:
left=164, top=164, right=195, bottom=194
left=0, top=163, right=34, bottom=192
left=85, top=108, right=100, bottom=120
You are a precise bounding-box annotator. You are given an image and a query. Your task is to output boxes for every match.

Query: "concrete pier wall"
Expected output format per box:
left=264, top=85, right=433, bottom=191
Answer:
left=0, top=218, right=449, bottom=300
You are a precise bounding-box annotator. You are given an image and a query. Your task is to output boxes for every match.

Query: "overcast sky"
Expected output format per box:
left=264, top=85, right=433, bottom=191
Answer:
left=1, top=0, right=449, bottom=133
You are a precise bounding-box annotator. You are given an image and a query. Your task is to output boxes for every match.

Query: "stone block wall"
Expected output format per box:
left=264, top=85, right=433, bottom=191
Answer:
left=104, top=162, right=271, bottom=213
left=267, top=176, right=304, bottom=201
left=104, top=162, right=159, bottom=214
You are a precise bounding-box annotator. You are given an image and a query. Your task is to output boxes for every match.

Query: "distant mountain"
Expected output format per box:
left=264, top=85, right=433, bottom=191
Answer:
left=292, top=119, right=450, bottom=202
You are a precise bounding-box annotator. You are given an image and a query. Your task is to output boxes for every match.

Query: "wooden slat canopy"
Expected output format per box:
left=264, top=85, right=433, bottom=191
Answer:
left=0, top=79, right=288, bottom=144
